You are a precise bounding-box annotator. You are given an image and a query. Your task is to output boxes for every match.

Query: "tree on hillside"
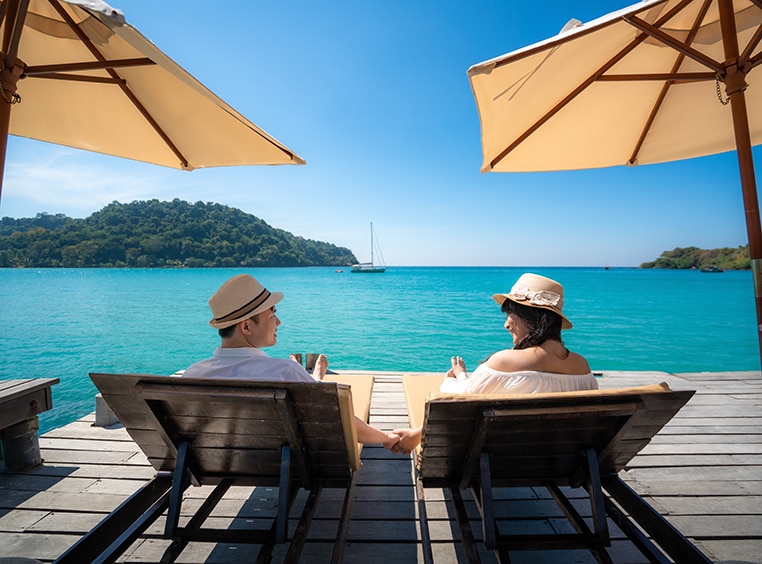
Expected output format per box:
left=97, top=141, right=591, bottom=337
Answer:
left=0, top=199, right=357, bottom=268
left=641, top=245, right=750, bottom=270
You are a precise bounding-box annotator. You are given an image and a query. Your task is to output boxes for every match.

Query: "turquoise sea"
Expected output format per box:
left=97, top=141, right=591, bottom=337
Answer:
left=0, top=266, right=757, bottom=434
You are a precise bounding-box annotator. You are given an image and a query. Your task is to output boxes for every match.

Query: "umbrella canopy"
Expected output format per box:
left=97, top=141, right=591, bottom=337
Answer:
left=0, top=0, right=304, bottom=200
left=468, top=0, right=762, bottom=367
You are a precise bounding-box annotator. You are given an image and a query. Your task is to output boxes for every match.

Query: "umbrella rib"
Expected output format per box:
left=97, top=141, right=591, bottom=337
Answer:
left=3, top=0, right=30, bottom=68
left=488, top=0, right=696, bottom=170
left=23, top=58, right=155, bottom=76
left=26, top=73, right=121, bottom=84
left=489, top=34, right=654, bottom=170
left=597, top=72, right=714, bottom=82
left=623, top=15, right=723, bottom=74
left=47, top=0, right=190, bottom=169
left=0, top=1, right=8, bottom=50
left=739, top=22, right=762, bottom=67
left=484, top=0, right=672, bottom=72
left=628, top=0, right=712, bottom=166
left=750, top=50, right=762, bottom=68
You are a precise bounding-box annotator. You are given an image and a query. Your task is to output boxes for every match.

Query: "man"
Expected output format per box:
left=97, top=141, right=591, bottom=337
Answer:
left=184, top=273, right=400, bottom=450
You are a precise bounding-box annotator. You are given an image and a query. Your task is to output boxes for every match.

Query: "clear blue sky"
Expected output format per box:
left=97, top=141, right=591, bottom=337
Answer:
left=1, top=0, right=755, bottom=266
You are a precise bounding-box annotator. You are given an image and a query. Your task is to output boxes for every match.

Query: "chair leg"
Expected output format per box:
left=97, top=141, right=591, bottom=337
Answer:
left=585, top=448, right=610, bottom=543
left=284, top=486, right=322, bottom=562
left=165, top=441, right=190, bottom=538
left=53, top=476, right=173, bottom=564
left=450, top=486, right=481, bottom=563
left=276, top=445, right=293, bottom=544
left=412, top=461, right=434, bottom=564
left=603, top=497, right=671, bottom=564
left=545, top=481, right=613, bottom=564
left=255, top=485, right=303, bottom=564
left=159, top=479, right=234, bottom=563
left=331, top=471, right=358, bottom=564
left=479, top=452, right=496, bottom=550
left=603, top=475, right=713, bottom=564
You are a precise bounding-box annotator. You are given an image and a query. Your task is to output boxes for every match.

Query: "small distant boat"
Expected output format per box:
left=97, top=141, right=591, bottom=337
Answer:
left=351, top=223, right=386, bottom=273
left=700, top=265, right=724, bottom=273
left=334, top=269, right=344, bottom=273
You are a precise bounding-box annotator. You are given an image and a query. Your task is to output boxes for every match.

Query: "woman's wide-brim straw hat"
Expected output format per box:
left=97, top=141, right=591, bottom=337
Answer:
left=492, top=273, right=573, bottom=329
left=208, top=274, right=283, bottom=329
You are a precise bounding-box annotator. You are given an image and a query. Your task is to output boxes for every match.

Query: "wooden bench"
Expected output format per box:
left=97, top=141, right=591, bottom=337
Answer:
left=0, top=378, right=58, bottom=470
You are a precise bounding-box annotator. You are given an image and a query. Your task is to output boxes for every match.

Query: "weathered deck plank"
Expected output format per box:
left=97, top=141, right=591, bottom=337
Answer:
left=0, top=370, right=760, bottom=563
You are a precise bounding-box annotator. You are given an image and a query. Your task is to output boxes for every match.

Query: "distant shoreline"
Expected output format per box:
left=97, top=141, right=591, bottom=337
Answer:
left=0, top=264, right=752, bottom=270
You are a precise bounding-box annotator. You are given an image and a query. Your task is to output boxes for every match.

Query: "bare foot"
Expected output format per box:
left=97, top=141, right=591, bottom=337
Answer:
left=313, top=354, right=328, bottom=380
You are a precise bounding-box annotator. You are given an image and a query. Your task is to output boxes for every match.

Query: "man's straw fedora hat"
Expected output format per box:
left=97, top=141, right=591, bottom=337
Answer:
left=208, top=274, right=283, bottom=329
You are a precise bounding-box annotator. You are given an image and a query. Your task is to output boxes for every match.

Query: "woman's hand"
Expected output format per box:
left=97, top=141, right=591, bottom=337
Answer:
left=445, top=355, right=467, bottom=378
left=381, top=431, right=401, bottom=451
left=390, top=427, right=422, bottom=455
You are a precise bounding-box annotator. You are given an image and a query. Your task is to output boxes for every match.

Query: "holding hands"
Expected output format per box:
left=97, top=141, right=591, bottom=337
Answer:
left=389, top=427, right=422, bottom=456
left=385, top=354, right=465, bottom=455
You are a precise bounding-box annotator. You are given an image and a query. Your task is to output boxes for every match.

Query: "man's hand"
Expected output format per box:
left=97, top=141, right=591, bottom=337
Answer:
left=381, top=431, right=401, bottom=451
left=390, top=427, right=422, bottom=456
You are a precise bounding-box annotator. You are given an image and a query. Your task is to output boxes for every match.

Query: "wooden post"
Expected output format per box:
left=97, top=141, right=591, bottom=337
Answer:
left=0, top=416, right=41, bottom=469
left=95, top=393, right=119, bottom=427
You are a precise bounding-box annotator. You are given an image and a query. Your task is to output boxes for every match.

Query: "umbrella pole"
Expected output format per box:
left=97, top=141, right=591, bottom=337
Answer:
left=0, top=81, right=10, bottom=203
left=0, top=63, right=21, bottom=203
left=729, top=93, right=762, bottom=370
left=719, top=0, right=762, bottom=370
left=0, top=0, right=26, bottom=204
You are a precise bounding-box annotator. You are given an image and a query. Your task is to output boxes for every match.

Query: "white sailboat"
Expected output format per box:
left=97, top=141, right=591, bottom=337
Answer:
left=351, top=223, right=386, bottom=273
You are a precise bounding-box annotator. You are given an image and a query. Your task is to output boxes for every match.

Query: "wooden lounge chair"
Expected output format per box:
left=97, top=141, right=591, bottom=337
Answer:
left=403, top=374, right=711, bottom=564
left=55, top=372, right=374, bottom=564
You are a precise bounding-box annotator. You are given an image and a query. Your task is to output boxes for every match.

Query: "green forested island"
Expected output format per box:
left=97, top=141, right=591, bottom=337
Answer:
left=0, top=199, right=357, bottom=268
left=641, top=245, right=750, bottom=270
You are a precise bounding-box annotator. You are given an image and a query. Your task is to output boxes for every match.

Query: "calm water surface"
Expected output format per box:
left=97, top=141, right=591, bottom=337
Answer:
left=0, top=267, right=756, bottom=433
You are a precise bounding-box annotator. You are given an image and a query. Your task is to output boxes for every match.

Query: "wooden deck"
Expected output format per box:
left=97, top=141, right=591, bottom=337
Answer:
left=0, top=370, right=760, bottom=563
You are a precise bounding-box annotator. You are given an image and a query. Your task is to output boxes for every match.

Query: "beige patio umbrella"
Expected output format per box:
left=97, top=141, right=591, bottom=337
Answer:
left=0, top=0, right=305, bottom=202
left=468, top=0, right=762, bottom=366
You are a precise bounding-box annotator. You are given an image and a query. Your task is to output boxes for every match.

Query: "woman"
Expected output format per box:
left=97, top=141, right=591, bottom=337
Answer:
left=392, top=272, right=596, bottom=454
left=440, top=272, right=595, bottom=394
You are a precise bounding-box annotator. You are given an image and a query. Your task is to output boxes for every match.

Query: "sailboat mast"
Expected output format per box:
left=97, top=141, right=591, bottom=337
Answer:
left=351, top=222, right=385, bottom=273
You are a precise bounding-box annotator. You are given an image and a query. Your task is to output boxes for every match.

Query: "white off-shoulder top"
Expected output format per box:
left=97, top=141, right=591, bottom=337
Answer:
left=439, top=364, right=598, bottom=394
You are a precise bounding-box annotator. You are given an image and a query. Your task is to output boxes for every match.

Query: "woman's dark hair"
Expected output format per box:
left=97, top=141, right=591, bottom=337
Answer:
left=501, top=299, right=565, bottom=351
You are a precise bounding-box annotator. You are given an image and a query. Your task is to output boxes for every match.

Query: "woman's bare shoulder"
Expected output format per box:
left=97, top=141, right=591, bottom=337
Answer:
left=487, top=346, right=590, bottom=375
left=485, top=348, right=534, bottom=372
left=567, top=351, right=591, bottom=374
